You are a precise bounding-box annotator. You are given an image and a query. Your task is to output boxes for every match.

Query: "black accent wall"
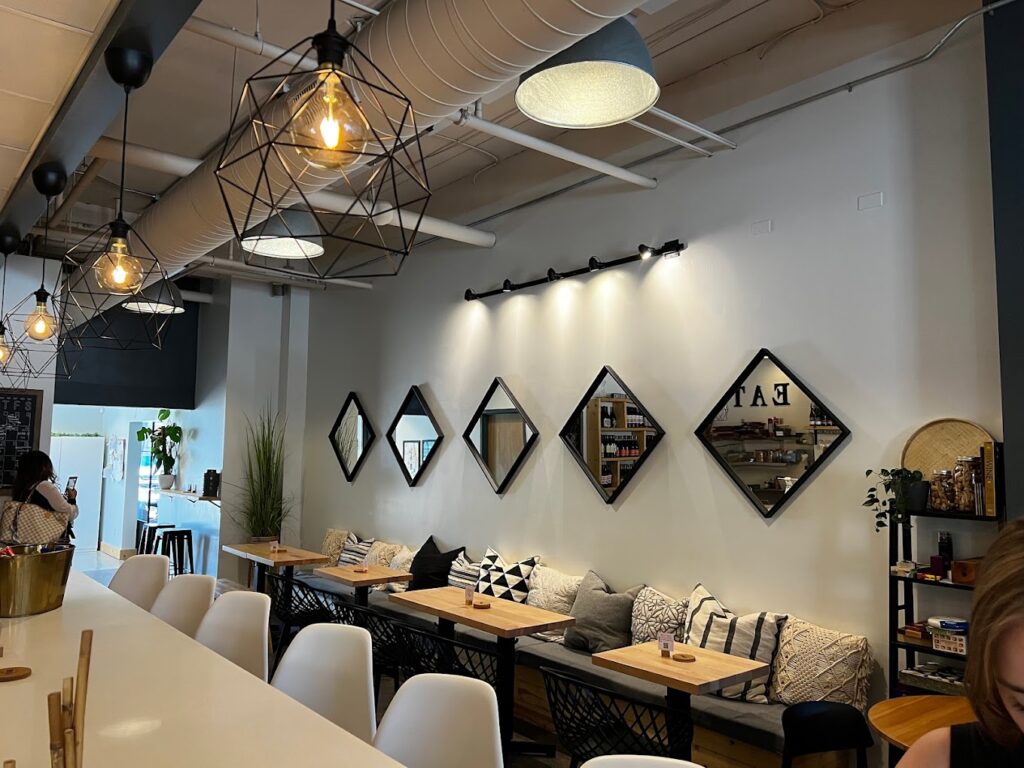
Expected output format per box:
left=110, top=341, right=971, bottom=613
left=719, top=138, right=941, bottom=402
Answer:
left=985, top=1, right=1024, bottom=519
left=55, top=303, right=199, bottom=409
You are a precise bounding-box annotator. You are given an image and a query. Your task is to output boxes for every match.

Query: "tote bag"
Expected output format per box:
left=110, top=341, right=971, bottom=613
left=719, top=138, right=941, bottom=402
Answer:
left=0, top=484, right=70, bottom=545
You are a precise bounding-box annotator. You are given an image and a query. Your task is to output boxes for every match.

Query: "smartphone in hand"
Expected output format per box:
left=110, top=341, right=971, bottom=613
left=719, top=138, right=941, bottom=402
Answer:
left=65, top=476, right=78, bottom=493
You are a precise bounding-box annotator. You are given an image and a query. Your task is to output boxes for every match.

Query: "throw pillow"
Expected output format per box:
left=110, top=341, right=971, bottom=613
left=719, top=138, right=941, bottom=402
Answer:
left=683, top=583, right=730, bottom=644
left=448, top=553, right=481, bottom=590
left=476, top=547, right=539, bottom=603
left=770, top=617, right=872, bottom=711
left=409, top=536, right=464, bottom=591
left=631, top=586, right=688, bottom=645
left=527, top=565, right=583, bottom=642
left=338, top=535, right=375, bottom=566
left=563, top=571, right=644, bottom=653
left=320, top=528, right=353, bottom=564
left=367, top=540, right=402, bottom=568
left=385, top=546, right=416, bottom=593
left=698, top=611, right=787, bottom=704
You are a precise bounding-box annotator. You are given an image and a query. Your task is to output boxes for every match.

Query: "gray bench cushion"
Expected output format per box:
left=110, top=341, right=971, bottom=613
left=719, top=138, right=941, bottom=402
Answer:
left=517, top=641, right=785, bottom=754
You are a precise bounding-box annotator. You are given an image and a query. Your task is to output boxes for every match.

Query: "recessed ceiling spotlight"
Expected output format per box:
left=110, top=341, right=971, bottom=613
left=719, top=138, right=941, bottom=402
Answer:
left=638, top=244, right=654, bottom=260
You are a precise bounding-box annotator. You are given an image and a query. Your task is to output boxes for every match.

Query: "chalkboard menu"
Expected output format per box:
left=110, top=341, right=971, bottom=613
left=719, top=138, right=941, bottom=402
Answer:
left=0, top=389, right=43, bottom=489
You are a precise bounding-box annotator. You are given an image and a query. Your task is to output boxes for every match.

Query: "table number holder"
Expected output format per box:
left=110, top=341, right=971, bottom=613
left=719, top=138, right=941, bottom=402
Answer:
left=44, top=629, right=92, bottom=768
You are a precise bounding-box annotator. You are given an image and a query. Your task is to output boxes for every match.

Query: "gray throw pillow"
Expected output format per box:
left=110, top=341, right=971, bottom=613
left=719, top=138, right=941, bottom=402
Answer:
left=564, top=570, right=644, bottom=653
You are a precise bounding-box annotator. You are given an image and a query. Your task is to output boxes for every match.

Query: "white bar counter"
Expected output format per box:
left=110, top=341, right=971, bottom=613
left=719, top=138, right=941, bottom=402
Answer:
left=0, top=570, right=402, bottom=767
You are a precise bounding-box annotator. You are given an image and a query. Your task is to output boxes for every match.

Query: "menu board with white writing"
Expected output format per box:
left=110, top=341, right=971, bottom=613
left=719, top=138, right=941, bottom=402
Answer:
left=0, top=389, right=43, bottom=489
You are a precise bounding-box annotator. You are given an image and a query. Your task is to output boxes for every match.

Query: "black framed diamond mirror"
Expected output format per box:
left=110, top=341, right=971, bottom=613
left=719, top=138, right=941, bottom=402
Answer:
left=560, top=366, right=665, bottom=504
left=695, top=348, right=850, bottom=519
left=463, top=377, right=539, bottom=495
left=386, top=386, right=444, bottom=486
left=330, top=392, right=376, bottom=482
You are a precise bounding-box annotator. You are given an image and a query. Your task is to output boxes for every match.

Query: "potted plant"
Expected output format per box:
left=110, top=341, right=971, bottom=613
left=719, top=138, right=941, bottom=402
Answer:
left=233, top=408, right=291, bottom=542
left=864, top=467, right=927, bottom=531
left=137, top=409, right=182, bottom=490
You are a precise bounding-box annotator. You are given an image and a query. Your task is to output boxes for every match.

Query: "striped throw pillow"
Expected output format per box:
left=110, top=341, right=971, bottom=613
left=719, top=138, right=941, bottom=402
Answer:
left=448, top=553, right=481, bottom=591
left=339, top=536, right=375, bottom=566
left=683, top=583, right=730, bottom=643
left=699, top=611, right=787, bottom=704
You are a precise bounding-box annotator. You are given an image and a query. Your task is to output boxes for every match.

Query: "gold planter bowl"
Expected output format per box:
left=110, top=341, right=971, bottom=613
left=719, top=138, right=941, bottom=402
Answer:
left=0, top=544, right=75, bottom=618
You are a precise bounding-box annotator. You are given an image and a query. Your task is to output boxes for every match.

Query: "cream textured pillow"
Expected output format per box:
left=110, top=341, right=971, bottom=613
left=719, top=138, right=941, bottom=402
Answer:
left=770, top=617, right=873, bottom=711
left=384, top=546, right=416, bottom=593
left=320, top=528, right=352, bottom=564
left=631, top=587, right=688, bottom=645
left=527, top=565, right=583, bottom=641
left=367, top=540, right=402, bottom=567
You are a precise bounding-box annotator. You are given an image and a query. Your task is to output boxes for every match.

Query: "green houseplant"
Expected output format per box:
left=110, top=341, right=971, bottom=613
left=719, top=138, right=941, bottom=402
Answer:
left=233, top=408, right=291, bottom=541
left=864, top=467, right=925, bottom=531
left=137, top=409, right=182, bottom=490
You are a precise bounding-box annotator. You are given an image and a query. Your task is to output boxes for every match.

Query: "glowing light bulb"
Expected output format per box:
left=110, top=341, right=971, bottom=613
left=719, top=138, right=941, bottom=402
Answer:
left=24, top=291, right=56, bottom=341
left=94, top=230, right=144, bottom=294
left=0, top=333, right=10, bottom=364
left=288, top=68, right=370, bottom=170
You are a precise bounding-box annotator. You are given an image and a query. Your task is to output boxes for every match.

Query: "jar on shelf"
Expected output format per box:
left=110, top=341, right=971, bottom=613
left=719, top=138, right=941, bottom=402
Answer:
left=953, top=456, right=982, bottom=513
left=930, top=470, right=955, bottom=511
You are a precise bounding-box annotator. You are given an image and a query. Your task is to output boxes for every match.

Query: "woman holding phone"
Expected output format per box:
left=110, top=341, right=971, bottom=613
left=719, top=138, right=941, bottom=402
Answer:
left=0, top=450, right=78, bottom=544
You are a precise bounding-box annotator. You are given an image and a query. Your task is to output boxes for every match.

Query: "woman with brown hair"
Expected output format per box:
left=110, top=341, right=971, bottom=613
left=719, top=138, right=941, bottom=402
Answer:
left=898, top=519, right=1024, bottom=766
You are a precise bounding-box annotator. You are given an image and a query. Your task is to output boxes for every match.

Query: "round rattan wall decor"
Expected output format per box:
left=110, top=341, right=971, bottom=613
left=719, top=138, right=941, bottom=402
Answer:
left=902, top=419, right=995, bottom=475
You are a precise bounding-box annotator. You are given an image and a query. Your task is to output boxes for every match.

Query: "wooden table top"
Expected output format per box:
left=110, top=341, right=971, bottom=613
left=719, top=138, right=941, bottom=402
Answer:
left=868, top=695, right=976, bottom=750
left=315, top=564, right=413, bottom=588
left=592, top=641, right=770, bottom=696
left=221, top=542, right=330, bottom=568
left=389, top=586, right=575, bottom=639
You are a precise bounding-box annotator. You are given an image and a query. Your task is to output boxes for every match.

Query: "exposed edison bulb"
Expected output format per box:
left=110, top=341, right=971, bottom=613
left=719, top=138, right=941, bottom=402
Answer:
left=0, top=331, right=10, bottom=364
left=287, top=68, right=370, bottom=170
left=24, top=295, right=57, bottom=342
left=94, top=233, right=144, bottom=294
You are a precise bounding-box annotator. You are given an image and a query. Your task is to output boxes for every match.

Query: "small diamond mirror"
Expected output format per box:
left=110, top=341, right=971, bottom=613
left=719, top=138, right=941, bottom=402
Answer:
left=386, top=386, right=444, bottom=486
left=330, top=392, right=375, bottom=482
left=695, top=348, right=850, bottom=518
left=463, top=377, right=539, bottom=494
left=560, top=366, right=665, bottom=504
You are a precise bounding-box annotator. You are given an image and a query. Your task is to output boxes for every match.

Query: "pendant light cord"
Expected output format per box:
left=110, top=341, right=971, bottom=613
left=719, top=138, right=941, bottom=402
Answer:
left=118, top=86, right=130, bottom=220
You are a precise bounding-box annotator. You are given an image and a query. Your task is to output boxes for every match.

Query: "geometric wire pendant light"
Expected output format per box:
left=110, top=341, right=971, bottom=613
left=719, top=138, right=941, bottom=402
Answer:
left=61, top=46, right=181, bottom=351
left=515, top=18, right=660, bottom=130
left=215, top=0, right=430, bottom=280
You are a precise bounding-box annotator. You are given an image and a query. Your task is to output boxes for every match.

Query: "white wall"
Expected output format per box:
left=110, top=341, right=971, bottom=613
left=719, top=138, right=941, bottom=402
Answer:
left=301, top=23, right=1000, bottom=691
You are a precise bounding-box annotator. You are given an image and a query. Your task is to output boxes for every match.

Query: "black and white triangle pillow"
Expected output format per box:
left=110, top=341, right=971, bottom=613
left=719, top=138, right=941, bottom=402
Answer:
left=476, top=547, right=539, bottom=603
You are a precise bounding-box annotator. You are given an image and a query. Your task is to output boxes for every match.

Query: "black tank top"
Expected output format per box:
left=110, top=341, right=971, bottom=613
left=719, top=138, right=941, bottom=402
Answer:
left=951, top=723, right=1024, bottom=767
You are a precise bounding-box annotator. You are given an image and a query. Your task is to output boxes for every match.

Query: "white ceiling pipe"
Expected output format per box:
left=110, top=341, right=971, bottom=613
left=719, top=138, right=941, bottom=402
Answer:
left=195, top=256, right=373, bottom=289
left=123, top=0, right=641, bottom=276
left=178, top=289, right=214, bottom=303
left=90, top=137, right=496, bottom=247
left=49, top=158, right=107, bottom=227
left=626, top=120, right=712, bottom=158
left=184, top=17, right=312, bottom=68
left=646, top=107, right=737, bottom=149
left=455, top=110, right=657, bottom=189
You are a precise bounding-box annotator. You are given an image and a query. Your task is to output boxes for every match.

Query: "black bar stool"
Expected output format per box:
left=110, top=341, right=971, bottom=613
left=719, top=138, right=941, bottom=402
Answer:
left=158, top=529, right=195, bottom=576
left=781, top=701, right=873, bottom=768
left=139, top=522, right=174, bottom=555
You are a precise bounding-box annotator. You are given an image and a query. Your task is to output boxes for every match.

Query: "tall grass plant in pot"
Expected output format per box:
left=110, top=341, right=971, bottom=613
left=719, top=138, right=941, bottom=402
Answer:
left=233, top=408, right=291, bottom=541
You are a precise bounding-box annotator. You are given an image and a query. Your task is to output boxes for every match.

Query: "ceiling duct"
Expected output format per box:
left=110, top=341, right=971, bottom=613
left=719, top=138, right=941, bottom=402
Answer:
left=129, top=0, right=643, bottom=276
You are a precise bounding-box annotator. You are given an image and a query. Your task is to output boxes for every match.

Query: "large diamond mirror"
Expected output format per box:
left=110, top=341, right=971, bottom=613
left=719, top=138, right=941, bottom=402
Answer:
left=463, top=377, right=539, bottom=495
left=695, top=348, right=850, bottom=519
left=386, top=386, right=444, bottom=486
left=560, top=366, right=665, bottom=504
left=330, top=392, right=375, bottom=482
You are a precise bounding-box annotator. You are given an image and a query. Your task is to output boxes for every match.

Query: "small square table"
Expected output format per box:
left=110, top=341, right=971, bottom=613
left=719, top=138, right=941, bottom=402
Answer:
left=389, top=586, right=575, bottom=754
left=314, top=564, right=413, bottom=606
left=221, top=542, right=330, bottom=592
left=592, top=640, right=770, bottom=760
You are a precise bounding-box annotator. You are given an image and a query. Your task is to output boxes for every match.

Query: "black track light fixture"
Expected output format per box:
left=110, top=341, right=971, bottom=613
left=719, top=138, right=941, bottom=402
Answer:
left=464, top=237, right=685, bottom=301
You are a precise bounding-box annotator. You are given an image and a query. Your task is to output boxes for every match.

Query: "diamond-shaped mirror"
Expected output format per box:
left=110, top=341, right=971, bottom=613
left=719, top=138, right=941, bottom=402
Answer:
left=463, top=378, right=539, bottom=494
left=696, top=348, right=850, bottom=519
left=330, top=392, right=375, bottom=482
left=386, top=386, right=444, bottom=486
left=560, top=367, right=665, bottom=504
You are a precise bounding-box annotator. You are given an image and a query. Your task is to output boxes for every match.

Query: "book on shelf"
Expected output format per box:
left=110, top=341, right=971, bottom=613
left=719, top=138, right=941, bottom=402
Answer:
left=981, top=441, right=1003, bottom=518
left=899, top=662, right=965, bottom=695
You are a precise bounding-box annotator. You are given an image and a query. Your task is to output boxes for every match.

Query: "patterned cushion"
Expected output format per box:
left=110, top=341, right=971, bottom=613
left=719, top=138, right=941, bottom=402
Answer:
left=448, top=553, right=481, bottom=590
left=631, top=586, right=688, bottom=645
left=367, top=540, right=402, bottom=567
left=385, top=546, right=416, bottom=593
left=683, top=583, right=728, bottom=644
left=770, top=617, right=872, bottom=711
left=476, top=547, right=539, bottom=603
left=320, top=528, right=353, bottom=564
left=527, top=565, right=583, bottom=642
left=338, top=536, right=375, bottom=566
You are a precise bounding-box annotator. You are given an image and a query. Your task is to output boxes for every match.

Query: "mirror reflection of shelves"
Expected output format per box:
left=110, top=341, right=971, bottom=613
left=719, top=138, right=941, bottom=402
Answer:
left=587, top=396, right=653, bottom=493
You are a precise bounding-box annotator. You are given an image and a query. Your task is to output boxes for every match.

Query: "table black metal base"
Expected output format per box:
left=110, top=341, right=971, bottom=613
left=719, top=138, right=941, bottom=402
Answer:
left=666, top=687, right=694, bottom=761
left=354, top=585, right=370, bottom=607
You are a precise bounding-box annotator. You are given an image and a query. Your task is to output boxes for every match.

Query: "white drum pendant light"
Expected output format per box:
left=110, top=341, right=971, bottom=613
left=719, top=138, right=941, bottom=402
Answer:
left=515, top=18, right=659, bottom=129
left=240, top=207, right=325, bottom=259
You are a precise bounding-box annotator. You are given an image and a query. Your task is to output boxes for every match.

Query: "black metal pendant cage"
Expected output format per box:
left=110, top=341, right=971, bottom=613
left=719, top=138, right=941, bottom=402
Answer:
left=215, top=22, right=430, bottom=280
left=60, top=218, right=180, bottom=351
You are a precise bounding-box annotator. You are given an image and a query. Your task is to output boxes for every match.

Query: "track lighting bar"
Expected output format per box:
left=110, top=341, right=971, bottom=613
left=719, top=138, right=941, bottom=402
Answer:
left=464, top=239, right=685, bottom=301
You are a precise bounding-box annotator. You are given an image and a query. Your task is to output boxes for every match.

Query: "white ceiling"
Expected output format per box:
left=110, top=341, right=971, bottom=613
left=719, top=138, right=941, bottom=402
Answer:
left=0, top=0, right=121, bottom=208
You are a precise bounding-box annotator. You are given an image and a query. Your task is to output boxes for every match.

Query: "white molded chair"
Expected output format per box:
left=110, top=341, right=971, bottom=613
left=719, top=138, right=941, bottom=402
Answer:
left=108, top=554, right=169, bottom=610
left=374, top=673, right=502, bottom=768
left=582, top=758, right=705, bottom=768
left=150, top=574, right=215, bottom=638
left=272, top=624, right=376, bottom=742
left=195, top=590, right=271, bottom=681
